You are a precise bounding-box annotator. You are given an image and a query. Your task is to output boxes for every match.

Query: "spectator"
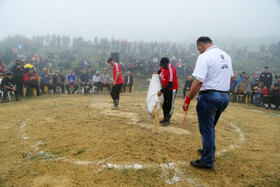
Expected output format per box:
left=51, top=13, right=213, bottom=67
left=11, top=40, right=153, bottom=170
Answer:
left=233, top=77, right=251, bottom=103
left=260, top=66, right=273, bottom=91
left=100, top=69, right=111, bottom=92
left=183, top=76, right=193, bottom=98
left=66, top=70, right=78, bottom=94
left=0, top=59, right=6, bottom=75
left=23, top=68, right=40, bottom=96
left=251, top=78, right=261, bottom=103
left=270, top=84, right=280, bottom=109
left=79, top=69, right=92, bottom=94
left=229, top=76, right=239, bottom=101
left=40, top=68, right=52, bottom=94
left=52, top=70, right=65, bottom=93
left=11, top=60, right=24, bottom=96
left=253, top=82, right=264, bottom=107
left=124, top=71, right=134, bottom=93
left=92, top=71, right=102, bottom=93
left=238, top=72, right=246, bottom=83
left=0, top=71, right=20, bottom=103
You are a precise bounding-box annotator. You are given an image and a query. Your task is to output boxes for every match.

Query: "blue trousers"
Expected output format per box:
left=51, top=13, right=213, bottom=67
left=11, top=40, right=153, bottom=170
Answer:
left=196, top=92, right=229, bottom=167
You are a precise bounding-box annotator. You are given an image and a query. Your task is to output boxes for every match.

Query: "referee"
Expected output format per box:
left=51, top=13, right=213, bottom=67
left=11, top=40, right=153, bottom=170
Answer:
left=182, top=37, right=234, bottom=169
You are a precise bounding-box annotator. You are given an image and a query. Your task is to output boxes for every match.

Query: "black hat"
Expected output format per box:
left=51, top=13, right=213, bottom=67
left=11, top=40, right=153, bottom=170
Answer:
left=160, top=57, right=169, bottom=68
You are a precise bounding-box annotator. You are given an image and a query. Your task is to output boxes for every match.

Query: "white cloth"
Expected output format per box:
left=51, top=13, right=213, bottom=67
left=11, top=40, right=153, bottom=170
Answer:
left=192, top=46, right=234, bottom=91
left=146, top=74, right=163, bottom=117
left=92, top=75, right=100, bottom=82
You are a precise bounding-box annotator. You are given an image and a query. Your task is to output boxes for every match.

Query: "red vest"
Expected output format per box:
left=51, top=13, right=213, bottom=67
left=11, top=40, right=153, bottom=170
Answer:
left=160, top=63, right=178, bottom=90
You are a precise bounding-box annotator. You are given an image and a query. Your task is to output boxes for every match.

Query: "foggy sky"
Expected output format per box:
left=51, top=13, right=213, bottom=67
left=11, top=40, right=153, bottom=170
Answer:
left=0, top=0, right=280, bottom=42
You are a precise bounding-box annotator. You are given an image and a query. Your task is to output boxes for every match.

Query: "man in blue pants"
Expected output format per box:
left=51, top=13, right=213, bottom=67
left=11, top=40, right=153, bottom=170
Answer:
left=182, top=36, right=234, bottom=169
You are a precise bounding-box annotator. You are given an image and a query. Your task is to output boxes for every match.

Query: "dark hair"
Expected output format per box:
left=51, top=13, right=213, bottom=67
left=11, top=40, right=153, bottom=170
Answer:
left=160, top=57, right=169, bottom=68
left=196, top=36, right=213, bottom=45
left=107, top=57, right=114, bottom=63
left=264, top=66, right=269, bottom=69
left=6, top=71, right=13, bottom=76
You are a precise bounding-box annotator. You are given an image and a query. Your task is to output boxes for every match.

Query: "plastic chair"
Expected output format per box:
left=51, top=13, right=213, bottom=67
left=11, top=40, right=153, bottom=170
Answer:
left=24, top=87, right=37, bottom=97
left=237, top=94, right=249, bottom=103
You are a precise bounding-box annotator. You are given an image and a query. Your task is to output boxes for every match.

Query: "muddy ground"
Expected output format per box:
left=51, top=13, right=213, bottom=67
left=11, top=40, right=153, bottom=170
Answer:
left=0, top=92, right=279, bottom=186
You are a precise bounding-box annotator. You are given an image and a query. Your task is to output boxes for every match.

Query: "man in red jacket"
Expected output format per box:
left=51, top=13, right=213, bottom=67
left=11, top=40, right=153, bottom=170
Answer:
left=23, top=68, right=40, bottom=96
left=155, top=57, right=178, bottom=127
left=107, top=57, right=124, bottom=109
left=0, top=59, right=6, bottom=76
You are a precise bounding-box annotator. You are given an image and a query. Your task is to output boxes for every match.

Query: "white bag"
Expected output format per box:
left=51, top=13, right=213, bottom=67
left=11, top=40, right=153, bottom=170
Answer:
left=146, top=74, right=163, bottom=117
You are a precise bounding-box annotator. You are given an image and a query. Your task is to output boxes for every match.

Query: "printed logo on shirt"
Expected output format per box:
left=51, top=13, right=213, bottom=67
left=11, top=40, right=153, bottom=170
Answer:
left=221, top=64, right=228, bottom=69
left=221, top=54, right=225, bottom=59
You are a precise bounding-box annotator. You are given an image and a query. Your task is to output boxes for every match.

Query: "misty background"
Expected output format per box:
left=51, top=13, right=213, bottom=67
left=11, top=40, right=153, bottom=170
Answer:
left=0, top=0, right=280, bottom=45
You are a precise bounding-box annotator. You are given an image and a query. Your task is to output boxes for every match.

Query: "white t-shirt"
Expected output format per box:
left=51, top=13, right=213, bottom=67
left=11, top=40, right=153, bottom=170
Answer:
left=192, top=46, right=234, bottom=91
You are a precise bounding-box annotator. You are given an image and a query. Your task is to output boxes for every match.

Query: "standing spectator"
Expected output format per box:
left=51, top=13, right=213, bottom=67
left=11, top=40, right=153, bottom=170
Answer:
left=155, top=57, right=178, bottom=127
left=233, top=77, right=251, bottom=103
left=66, top=70, right=78, bottom=94
left=260, top=66, right=273, bottom=91
left=92, top=71, right=102, bottom=93
left=23, top=69, right=40, bottom=96
left=0, top=72, right=19, bottom=103
left=0, top=59, right=6, bottom=75
left=40, top=68, right=52, bottom=93
left=100, top=69, right=111, bottom=92
left=79, top=70, right=92, bottom=94
left=124, top=71, right=134, bottom=93
left=183, top=76, right=193, bottom=98
left=52, top=70, right=65, bottom=93
left=10, top=60, right=24, bottom=96
left=107, top=57, right=124, bottom=109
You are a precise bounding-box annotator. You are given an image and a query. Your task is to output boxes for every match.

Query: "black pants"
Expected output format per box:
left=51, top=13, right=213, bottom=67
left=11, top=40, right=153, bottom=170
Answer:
left=163, top=89, right=177, bottom=117
left=40, top=83, right=52, bottom=93
left=101, top=83, right=111, bottom=92
left=111, top=84, right=122, bottom=100
left=124, top=84, right=133, bottom=92
left=16, top=82, right=23, bottom=96
left=66, top=84, right=78, bottom=93
left=1, top=88, right=18, bottom=101
left=81, top=83, right=92, bottom=93
left=52, top=83, right=64, bottom=93
left=93, top=82, right=102, bottom=92
left=24, top=80, right=40, bottom=96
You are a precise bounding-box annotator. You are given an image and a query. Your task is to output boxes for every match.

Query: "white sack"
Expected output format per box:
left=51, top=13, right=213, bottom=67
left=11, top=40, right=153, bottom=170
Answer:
left=146, top=74, right=163, bottom=117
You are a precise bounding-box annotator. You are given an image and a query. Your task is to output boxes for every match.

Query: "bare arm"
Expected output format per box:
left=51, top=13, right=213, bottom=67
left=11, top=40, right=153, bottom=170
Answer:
left=182, top=79, right=203, bottom=111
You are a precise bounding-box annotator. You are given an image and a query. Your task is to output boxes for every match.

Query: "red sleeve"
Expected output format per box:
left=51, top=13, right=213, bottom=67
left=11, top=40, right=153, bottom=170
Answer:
left=0, top=64, right=6, bottom=72
left=34, top=74, right=38, bottom=80
left=23, top=73, right=29, bottom=82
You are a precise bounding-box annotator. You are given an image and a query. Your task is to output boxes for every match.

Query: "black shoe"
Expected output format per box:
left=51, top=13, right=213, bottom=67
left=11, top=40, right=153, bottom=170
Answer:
left=190, top=160, right=212, bottom=169
left=197, top=149, right=203, bottom=156
left=162, top=121, right=169, bottom=127
left=160, top=119, right=165, bottom=124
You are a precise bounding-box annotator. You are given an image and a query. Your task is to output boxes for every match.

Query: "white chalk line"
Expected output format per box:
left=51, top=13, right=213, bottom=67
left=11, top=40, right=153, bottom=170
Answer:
left=233, top=106, right=280, bottom=117
left=217, top=118, right=245, bottom=156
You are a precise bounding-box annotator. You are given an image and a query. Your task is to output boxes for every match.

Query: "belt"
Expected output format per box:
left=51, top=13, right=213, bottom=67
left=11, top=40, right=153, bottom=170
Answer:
left=199, top=89, right=229, bottom=95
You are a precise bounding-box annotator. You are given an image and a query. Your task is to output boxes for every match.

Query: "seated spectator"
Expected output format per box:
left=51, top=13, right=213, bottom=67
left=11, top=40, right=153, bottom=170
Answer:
left=0, top=59, right=6, bottom=75
left=40, top=68, right=52, bottom=94
left=183, top=76, right=193, bottom=98
left=261, top=86, right=270, bottom=108
left=79, top=70, right=92, bottom=94
left=92, top=71, right=102, bottom=93
left=270, top=84, right=280, bottom=109
left=233, top=77, right=251, bottom=103
left=23, top=68, right=40, bottom=96
left=124, top=71, right=133, bottom=93
left=0, top=71, right=19, bottom=103
left=238, top=72, right=246, bottom=83
left=66, top=70, right=78, bottom=94
left=100, top=69, right=111, bottom=92
left=52, top=70, right=65, bottom=93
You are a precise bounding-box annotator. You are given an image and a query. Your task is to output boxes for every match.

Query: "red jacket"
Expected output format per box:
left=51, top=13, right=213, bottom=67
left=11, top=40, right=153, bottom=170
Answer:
left=0, top=64, right=6, bottom=74
left=23, top=73, right=38, bottom=82
left=261, top=88, right=268, bottom=96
